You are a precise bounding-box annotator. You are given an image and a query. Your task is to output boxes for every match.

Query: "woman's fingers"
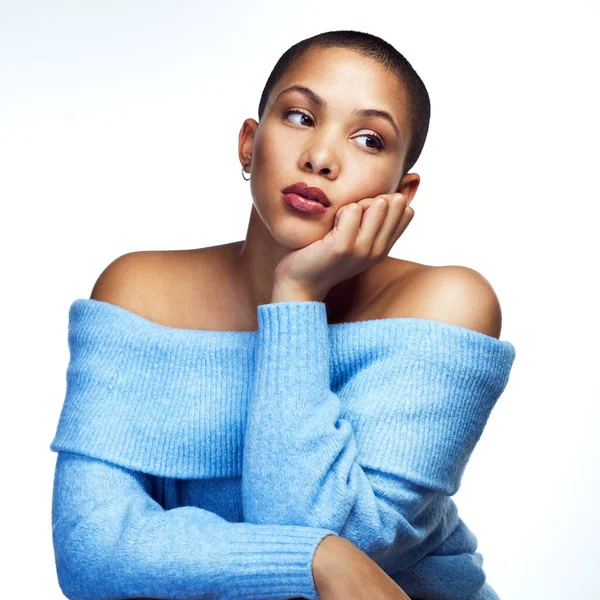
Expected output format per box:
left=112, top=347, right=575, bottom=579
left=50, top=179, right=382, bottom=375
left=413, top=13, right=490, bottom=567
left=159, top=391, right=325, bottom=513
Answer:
left=334, top=193, right=413, bottom=259
left=356, top=194, right=409, bottom=257
left=334, top=203, right=364, bottom=253
left=371, top=194, right=409, bottom=255
left=357, top=197, right=390, bottom=255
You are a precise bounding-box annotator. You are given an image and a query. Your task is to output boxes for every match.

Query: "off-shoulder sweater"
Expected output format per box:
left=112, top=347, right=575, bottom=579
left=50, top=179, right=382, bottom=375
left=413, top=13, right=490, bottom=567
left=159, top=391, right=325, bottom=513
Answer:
left=50, top=298, right=516, bottom=600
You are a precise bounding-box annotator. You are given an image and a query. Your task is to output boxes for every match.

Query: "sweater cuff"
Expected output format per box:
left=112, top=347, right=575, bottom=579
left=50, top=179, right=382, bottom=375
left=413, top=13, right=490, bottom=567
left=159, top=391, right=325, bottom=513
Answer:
left=255, top=301, right=330, bottom=389
left=224, top=525, right=335, bottom=600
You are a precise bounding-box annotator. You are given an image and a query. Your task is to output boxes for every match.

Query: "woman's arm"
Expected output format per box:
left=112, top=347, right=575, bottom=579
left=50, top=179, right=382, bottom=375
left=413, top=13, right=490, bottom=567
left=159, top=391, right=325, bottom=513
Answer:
left=52, top=450, right=336, bottom=600
left=241, top=299, right=515, bottom=578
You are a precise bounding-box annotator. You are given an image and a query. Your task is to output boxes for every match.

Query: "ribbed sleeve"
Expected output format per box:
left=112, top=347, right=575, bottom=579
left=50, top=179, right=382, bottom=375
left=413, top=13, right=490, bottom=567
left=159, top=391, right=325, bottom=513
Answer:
left=52, top=451, right=335, bottom=600
left=242, top=301, right=515, bottom=598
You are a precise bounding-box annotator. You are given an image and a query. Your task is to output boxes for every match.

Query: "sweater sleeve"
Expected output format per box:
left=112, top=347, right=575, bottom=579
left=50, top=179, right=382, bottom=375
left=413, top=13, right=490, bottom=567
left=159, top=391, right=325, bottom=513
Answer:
left=242, top=301, right=516, bottom=575
left=52, top=450, right=336, bottom=600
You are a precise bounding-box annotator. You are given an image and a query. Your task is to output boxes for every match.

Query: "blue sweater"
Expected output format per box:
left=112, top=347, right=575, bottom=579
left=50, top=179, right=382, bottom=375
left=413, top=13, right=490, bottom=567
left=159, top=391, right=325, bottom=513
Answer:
left=50, top=298, right=516, bottom=600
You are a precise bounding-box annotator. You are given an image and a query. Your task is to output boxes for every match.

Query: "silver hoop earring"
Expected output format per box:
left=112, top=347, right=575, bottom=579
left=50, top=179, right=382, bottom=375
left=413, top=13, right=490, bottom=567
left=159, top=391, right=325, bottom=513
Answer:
left=242, top=165, right=250, bottom=181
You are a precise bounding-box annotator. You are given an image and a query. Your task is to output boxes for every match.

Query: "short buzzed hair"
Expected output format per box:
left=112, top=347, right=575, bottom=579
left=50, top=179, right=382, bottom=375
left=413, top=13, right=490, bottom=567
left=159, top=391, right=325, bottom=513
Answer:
left=257, top=30, right=431, bottom=177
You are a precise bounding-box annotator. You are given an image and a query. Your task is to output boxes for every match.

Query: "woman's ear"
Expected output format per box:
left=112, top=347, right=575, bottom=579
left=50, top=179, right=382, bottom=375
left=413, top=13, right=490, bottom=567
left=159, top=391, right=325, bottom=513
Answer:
left=238, top=118, right=258, bottom=169
left=396, top=172, right=420, bottom=206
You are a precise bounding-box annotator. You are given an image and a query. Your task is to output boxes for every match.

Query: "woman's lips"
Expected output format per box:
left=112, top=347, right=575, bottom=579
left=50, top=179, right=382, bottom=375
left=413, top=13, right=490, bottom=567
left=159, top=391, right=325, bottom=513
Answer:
left=281, top=182, right=330, bottom=206
left=282, top=192, right=329, bottom=215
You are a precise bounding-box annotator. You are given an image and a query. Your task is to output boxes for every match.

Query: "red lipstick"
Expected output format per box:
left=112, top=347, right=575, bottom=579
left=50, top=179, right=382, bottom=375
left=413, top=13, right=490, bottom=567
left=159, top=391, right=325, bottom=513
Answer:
left=281, top=182, right=331, bottom=207
left=282, top=192, right=327, bottom=215
left=281, top=182, right=331, bottom=216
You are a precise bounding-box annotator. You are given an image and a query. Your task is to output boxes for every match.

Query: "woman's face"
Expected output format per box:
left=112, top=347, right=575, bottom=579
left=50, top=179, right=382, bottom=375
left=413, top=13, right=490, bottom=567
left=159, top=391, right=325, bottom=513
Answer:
left=240, top=46, right=413, bottom=247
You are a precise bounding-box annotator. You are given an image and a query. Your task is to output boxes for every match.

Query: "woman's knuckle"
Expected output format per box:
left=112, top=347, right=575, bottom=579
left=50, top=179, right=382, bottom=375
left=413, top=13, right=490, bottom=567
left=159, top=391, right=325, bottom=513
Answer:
left=335, top=243, right=352, bottom=257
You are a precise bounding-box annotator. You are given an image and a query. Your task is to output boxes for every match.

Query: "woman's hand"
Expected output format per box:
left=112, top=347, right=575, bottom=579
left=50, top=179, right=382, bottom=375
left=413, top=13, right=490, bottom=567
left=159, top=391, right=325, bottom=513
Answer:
left=273, top=193, right=414, bottom=302
left=311, top=535, right=411, bottom=600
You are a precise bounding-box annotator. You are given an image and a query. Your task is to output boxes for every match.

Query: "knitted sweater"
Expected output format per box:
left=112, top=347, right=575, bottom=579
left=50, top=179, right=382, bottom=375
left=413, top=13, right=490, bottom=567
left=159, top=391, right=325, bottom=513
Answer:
left=50, top=298, right=516, bottom=600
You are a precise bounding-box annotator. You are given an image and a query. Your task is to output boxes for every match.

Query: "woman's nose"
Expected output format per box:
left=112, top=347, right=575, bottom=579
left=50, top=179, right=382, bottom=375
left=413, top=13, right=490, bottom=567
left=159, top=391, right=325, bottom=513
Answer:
left=302, top=158, right=339, bottom=178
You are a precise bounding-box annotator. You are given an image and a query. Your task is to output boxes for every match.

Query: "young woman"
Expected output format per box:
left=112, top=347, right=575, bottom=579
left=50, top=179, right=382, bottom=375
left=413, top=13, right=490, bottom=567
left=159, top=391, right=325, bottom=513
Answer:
left=50, top=30, right=516, bottom=600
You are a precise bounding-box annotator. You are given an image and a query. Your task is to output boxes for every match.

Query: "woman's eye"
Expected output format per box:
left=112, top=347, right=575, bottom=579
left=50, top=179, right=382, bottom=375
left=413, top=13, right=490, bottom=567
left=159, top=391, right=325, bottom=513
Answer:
left=282, top=109, right=385, bottom=152
left=283, top=109, right=314, bottom=127
left=354, top=133, right=386, bottom=152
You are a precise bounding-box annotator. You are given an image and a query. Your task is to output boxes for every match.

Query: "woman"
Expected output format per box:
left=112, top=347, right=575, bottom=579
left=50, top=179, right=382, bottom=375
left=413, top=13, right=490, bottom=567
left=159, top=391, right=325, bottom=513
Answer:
left=50, top=30, right=516, bottom=600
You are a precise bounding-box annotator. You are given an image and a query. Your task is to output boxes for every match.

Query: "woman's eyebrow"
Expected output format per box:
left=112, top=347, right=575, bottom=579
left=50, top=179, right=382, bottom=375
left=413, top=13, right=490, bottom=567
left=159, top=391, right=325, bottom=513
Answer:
left=275, top=84, right=401, bottom=137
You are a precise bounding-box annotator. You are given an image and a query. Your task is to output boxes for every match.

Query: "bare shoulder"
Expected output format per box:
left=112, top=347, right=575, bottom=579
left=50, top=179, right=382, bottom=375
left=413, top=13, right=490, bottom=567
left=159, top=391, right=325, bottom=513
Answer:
left=89, top=247, right=235, bottom=329
left=89, top=250, right=183, bottom=320
left=379, top=264, right=503, bottom=339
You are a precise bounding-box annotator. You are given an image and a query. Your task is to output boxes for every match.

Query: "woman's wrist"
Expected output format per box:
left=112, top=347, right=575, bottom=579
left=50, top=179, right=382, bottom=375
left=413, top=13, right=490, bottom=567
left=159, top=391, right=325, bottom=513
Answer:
left=270, top=278, right=324, bottom=303
left=312, top=534, right=341, bottom=590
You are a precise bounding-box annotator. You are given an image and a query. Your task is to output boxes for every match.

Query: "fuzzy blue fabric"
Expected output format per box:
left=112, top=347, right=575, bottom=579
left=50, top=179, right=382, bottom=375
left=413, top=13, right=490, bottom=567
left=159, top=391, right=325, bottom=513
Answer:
left=50, top=298, right=515, bottom=599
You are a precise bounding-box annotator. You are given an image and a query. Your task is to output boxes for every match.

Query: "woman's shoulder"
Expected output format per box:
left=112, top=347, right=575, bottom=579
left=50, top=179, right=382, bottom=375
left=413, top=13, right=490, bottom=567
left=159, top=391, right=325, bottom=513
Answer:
left=89, top=246, right=239, bottom=331
left=379, top=263, right=504, bottom=339
left=91, top=250, right=168, bottom=311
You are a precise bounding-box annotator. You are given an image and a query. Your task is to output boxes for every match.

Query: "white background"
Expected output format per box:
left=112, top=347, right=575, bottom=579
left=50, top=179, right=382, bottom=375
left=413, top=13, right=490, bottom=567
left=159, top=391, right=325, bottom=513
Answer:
left=1, top=1, right=598, bottom=598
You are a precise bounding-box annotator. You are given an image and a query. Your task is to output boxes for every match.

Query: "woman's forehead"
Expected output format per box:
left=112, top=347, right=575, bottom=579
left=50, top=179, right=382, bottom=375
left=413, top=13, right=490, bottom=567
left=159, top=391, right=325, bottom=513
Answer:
left=271, top=46, right=409, bottom=130
left=286, top=46, right=394, bottom=85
